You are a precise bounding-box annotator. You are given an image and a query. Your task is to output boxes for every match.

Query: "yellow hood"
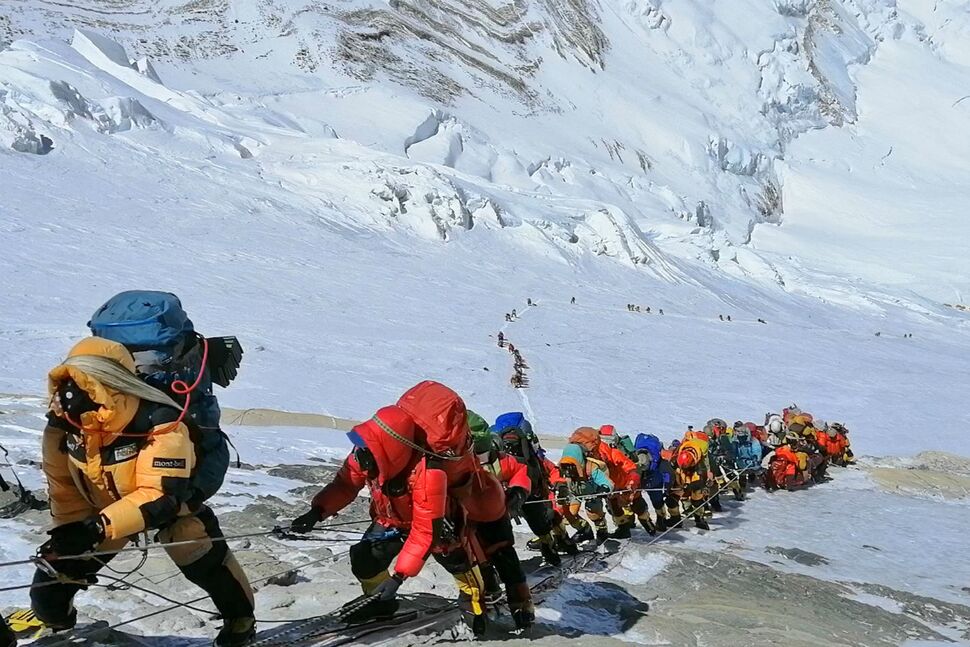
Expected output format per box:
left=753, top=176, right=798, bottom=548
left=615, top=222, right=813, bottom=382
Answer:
left=48, top=337, right=138, bottom=434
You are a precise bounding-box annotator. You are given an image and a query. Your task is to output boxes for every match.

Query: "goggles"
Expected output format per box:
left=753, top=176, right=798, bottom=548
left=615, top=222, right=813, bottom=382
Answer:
left=348, top=429, right=379, bottom=479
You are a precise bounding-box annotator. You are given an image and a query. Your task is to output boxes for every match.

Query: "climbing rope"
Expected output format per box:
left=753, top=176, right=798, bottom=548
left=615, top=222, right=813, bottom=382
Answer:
left=531, top=485, right=668, bottom=507
left=0, top=517, right=372, bottom=570
left=9, top=468, right=758, bottom=647
left=638, top=467, right=754, bottom=549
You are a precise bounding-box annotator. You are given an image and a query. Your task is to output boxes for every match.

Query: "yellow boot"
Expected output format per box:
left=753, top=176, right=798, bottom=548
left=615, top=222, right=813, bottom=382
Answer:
left=6, top=608, right=49, bottom=640
left=452, top=567, right=488, bottom=637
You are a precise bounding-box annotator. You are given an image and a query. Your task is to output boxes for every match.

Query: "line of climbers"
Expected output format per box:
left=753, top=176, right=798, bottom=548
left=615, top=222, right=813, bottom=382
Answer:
left=626, top=304, right=663, bottom=315
left=1, top=293, right=547, bottom=645
left=0, top=290, right=857, bottom=647
left=497, top=333, right=529, bottom=389
left=451, top=407, right=856, bottom=558
left=280, top=401, right=858, bottom=642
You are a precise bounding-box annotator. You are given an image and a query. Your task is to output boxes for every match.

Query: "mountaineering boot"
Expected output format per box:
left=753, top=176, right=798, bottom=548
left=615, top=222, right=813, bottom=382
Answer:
left=512, top=608, right=535, bottom=630
left=451, top=568, right=488, bottom=638
left=653, top=515, right=667, bottom=533
left=595, top=527, right=609, bottom=545
left=538, top=536, right=562, bottom=567
left=710, top=496, right=723, bottom=513
left=508, top=582, right=535, bottom=630
left=470, top=613, right=488, bottom=637
left=610, top=521, right=633, bottom=540
left=557, top=534, right=580, bottom=555
left=345, top=571, right=402, bottom=624
left=734, top=487, right=745, bottom=501
left=214, top=617, right=256, bottom=647
left=481, top=565, right=504, bottom=607
left=572, top=524, right=594, bottom=544
left=6, top=609, right=48, bottom=639
left=666, top=515, right=682, bottom=530
left=637, top=516, right=656, bottom=536
left=540, top=542, right=562, bottom=566
left=694, top=516, right=710, bottom=531
left=1, top=617, right=16, bottom=647
left=8, top=607, right=76, bottom=638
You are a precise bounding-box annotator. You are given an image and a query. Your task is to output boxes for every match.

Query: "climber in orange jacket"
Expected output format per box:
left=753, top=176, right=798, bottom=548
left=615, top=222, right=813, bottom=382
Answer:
left=764, top=444, right=813, bottom=491
left=569, top=426, right=640, bottom=539
left=827, top=422, right=855, bottom=466
left=31, top=338, right=254, bottom=646
left=597, top=425, right=642, bottom=538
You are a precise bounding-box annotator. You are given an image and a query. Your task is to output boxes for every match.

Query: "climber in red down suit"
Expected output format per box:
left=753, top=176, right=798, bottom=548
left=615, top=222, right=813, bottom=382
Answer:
left=290, top=381, right=535, bottom=634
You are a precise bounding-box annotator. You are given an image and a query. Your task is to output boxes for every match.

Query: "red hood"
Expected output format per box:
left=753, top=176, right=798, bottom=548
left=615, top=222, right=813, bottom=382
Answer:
left=352, top=405, right=416, bottom=485
left=397, top=381, right=470, bottom=456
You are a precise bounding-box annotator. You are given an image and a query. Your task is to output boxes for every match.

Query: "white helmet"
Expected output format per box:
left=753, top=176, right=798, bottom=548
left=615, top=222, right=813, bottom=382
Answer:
left=768, top=415, right=784, bottom=434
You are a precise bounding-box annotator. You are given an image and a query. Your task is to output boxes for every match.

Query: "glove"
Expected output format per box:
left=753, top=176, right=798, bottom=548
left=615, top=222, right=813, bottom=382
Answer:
left=596, top=485, right=612, bottom=494
left=46, top=516, right=105, bottom=558
left=506, top=487, right=527, bottom=519
left=556, top=484, right=569, bottom=501
left=372, top=573, right=404, bottom=601
left=290, top=508, right=324, bottom=533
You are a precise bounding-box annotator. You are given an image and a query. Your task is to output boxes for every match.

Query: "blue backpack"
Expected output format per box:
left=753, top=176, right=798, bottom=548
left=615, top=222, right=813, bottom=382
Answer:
left=88, top=291, right=193, bottom=349
left=88, top=291, right=242, bottom=503
left=634, top=433, right=664, bottom=471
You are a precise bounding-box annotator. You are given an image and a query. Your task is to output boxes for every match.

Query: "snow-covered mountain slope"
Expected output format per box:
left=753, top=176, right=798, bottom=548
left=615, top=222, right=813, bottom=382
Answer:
left=1, top=0, right=969, bottom=446
left=2, top=0, right=969, bottom=303
left=2, top=1, right=970, bottom=645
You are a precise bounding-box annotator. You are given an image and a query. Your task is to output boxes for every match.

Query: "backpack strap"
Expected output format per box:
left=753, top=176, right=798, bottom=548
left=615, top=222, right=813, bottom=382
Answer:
left=126, top=401, right=181, bottom=437
left=221, top=430, right=242, bottom=468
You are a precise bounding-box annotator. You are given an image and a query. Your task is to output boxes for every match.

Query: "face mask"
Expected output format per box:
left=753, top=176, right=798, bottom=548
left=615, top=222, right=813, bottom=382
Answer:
left=55, top=379, right=98, bottom=419
left=354, top=446, right=379, bottom=479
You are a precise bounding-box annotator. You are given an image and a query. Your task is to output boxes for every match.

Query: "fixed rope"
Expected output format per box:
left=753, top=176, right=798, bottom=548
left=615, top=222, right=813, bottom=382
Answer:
left=0, top=517, right=372, bottom=571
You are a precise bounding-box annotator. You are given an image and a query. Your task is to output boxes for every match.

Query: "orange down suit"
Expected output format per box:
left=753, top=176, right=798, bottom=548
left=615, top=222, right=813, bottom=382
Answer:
left=32, top=338, right=254, bottom=627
